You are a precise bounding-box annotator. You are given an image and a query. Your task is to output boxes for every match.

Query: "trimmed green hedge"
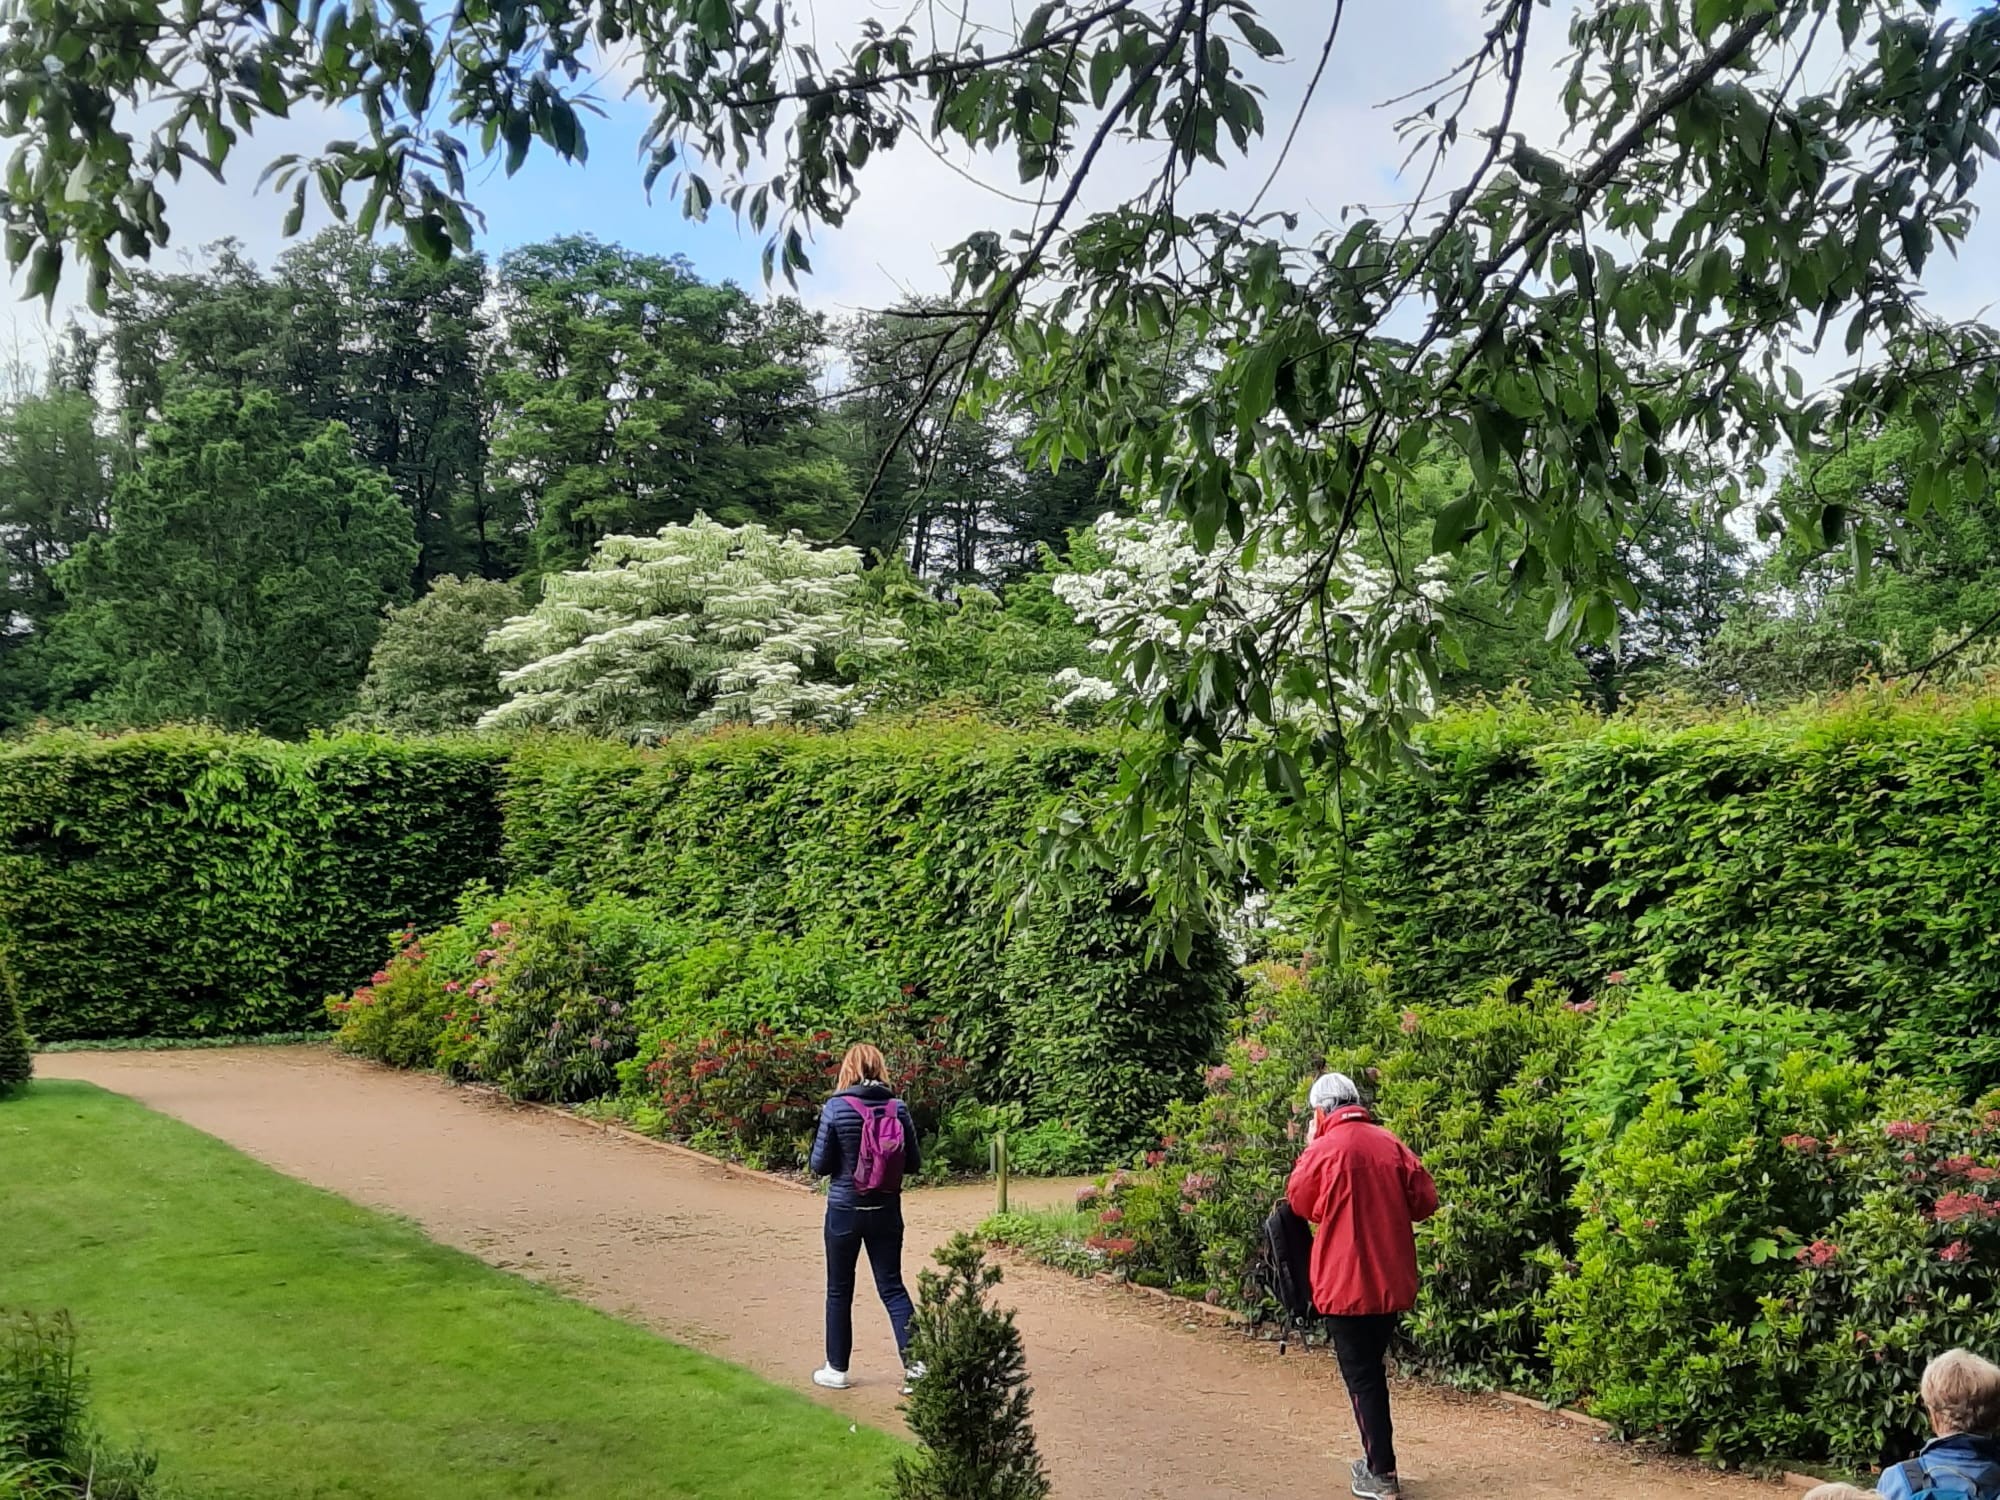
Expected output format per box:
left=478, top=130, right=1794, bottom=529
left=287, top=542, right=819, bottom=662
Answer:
left=1349, top=695, right=2000, bottom=1086
left=502, top=729, right=1234, bottom=1155
left=0, top=725, right=1231, bottom=1155
left=0, top=731, right=506, bottom=1039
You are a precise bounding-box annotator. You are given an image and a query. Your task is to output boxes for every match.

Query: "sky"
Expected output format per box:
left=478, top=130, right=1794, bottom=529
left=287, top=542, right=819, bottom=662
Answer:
left=2, top=0, right=1994, bottom=365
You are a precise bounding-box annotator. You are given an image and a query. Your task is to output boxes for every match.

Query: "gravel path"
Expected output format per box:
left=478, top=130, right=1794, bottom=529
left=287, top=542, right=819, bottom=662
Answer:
left=40, top=1047, right=1799, bottom=1500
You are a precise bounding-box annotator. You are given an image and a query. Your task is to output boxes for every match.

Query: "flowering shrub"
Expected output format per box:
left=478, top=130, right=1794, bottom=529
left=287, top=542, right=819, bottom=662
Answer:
left=332, top=886, right=653, bottom=1102
left=1760, top=1087, right=2000, bottom=1468
left=1050, top=509, right=1446, bottom=722
left=1033, top=967, right=1591, bottom=1383
left=1382, top=979, right=1593, bottom=1386
left=647, top=1026, right=833, bottom=1168
left=644, top=1008, right=974, bottom=1170
left=996, top=961, right=2000, bottom=1471
left=468, top=904, right=639, bottom=1103
left=328, top=891, right=513, bottom=1069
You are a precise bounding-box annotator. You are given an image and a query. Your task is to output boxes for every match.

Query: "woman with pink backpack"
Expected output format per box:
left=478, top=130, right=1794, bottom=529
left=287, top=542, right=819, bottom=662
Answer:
left=810, top=1043, right=922, bottom=1393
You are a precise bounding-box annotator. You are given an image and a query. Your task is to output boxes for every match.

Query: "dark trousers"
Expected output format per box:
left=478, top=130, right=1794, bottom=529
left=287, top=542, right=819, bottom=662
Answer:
left=1330, top=1313, right=1399, bottom=1477
left=824, top=1203, right=914, bottom=1371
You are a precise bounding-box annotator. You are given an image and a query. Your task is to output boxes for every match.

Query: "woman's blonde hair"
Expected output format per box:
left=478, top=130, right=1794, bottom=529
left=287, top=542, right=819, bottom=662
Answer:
left=836, top=1043, right=888, bottom=1091
left=1801, top=1485, right=1876, bottom=1500
left=1922, top=1347, right=2000, bottom=1436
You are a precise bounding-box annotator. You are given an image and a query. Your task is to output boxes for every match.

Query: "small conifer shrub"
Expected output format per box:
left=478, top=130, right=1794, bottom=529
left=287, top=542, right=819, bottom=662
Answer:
left=894, top=1234, right=1049, bottom=1500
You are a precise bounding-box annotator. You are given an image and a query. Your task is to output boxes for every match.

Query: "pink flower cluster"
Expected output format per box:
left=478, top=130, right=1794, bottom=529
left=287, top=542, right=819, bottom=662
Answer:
left=1795, top=1239, right=1841, bottom=1267
left=1931, top=1191, right=2000, bottom=1225
left=1180, top=1171, right=1217, bottom=1200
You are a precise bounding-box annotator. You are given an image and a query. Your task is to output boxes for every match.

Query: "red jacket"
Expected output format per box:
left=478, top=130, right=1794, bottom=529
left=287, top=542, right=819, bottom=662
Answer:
left=1284, top=1106, right=1439, bottom=1317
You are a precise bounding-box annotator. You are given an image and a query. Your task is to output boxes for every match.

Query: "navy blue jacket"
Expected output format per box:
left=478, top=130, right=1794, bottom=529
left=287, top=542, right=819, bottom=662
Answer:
left=1879, top=1433, right=2000, bottom=1498
left=810, top=1082, right=919, bottom=1211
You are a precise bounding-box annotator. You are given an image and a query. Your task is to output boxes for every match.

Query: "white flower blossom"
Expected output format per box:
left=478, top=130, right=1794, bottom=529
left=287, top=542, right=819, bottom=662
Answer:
left=1052, top=509, right=1447, bottom=721
left=1051, top=666, right=1120, bottom=714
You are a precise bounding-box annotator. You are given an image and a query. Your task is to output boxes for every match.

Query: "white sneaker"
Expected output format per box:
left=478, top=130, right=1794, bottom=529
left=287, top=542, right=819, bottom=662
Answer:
left=812, top=1365, right=851, bottom=1390
left=900, top=1361, right=927, bottom=1396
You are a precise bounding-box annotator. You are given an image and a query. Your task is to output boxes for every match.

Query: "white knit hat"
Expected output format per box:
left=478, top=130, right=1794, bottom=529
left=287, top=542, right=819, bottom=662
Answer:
left=1308, top=1071, right=1361, bottom=1111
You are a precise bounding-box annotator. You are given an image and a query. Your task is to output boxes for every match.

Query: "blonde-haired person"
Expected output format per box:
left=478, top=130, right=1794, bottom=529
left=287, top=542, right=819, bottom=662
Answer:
left=1802, top=1485, right=1879, bottom=1499
left=1877, top=1348, right=2000, bottom=1499
left=808, top=1043, right=921, bottom=1394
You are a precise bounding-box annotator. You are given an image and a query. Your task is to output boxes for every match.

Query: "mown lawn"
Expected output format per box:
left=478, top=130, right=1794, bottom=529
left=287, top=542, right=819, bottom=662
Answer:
left=1, top=1080, right=902, bottom=1499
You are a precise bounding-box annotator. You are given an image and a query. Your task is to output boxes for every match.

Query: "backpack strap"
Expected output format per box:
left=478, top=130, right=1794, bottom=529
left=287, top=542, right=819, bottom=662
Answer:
left=1898, top=1457, right=2000, bottom=1498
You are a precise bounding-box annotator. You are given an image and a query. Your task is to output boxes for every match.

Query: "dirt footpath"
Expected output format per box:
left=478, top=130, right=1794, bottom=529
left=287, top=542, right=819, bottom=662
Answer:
left=41, top=1048, right=1792, bottom=1500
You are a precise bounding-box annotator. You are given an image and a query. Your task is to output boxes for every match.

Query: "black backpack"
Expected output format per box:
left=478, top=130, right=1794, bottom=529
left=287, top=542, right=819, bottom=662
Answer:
left=1251, top=1198, right=1319, bottom=1353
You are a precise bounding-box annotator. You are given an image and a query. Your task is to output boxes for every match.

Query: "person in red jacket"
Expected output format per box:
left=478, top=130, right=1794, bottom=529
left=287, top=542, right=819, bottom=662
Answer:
left=1285, top=1071, right=1439, bottom=1500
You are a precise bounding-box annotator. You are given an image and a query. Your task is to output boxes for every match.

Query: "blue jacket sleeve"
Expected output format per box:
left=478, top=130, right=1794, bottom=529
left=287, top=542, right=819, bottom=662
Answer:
left=809, top=1100, right=842, bottom=1179
left=1876, top=1461, right=1914, bottom=1500
left=899, top=1100, right=921, bottom=1178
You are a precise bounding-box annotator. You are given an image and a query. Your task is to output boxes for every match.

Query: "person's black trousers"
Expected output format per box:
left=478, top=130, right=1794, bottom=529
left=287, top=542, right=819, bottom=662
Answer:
left=1329, top=1313, right=1400, bottom=1476
left=824, top=1202, right=914, bottom=1370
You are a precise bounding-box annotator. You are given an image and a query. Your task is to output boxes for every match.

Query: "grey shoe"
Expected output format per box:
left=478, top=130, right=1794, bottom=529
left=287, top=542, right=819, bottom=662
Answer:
left=1350, top=1459, right=1401, bottom=1498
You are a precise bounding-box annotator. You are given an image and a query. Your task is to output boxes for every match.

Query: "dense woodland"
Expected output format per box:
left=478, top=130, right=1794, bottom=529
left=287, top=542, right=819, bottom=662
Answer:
left=0, top=227, right=1995, bottom=739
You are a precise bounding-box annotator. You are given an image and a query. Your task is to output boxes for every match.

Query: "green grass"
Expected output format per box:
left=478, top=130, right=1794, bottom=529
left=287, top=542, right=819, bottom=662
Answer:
left=1, top=1080, right=903, bottom=1499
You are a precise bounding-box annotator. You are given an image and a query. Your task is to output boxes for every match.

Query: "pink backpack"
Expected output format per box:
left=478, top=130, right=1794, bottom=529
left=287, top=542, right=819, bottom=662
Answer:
left=845, top=1097, right=907, bottom=1194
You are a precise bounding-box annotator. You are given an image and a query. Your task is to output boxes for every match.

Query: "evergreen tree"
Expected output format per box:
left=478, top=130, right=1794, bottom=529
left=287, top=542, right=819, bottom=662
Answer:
left=0, top=951, right=32, bottom=1098
left=894, top=1235, right=1050, bottom=1500
left=105, top=233, right=498, bottom=585
left=52, top=387, right=418, bottom=736
left=350, top=575, right=525, bottom=733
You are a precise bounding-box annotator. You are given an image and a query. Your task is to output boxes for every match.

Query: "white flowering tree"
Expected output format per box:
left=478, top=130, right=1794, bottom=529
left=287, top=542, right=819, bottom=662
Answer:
left=1053, top=511, right=1446, bottom=724
left=480, top=516, right=903, bottom=738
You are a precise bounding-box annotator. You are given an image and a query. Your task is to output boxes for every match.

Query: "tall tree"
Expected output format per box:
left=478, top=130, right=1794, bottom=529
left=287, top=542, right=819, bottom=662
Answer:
left=52, top=388, right=417, bottom=735
left=104, top=234, right=497, bottom=584
left=273, top=233, right=497, bottom=581
left=104, top=242, right=287, bottom=434
left=833, top=310, right=1123, bottom=585
left=487, top=238, right=850, bottom=570
left=1701, top=413, right=2000, bottom=698
left=0, top=383, right=117, bottom=725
